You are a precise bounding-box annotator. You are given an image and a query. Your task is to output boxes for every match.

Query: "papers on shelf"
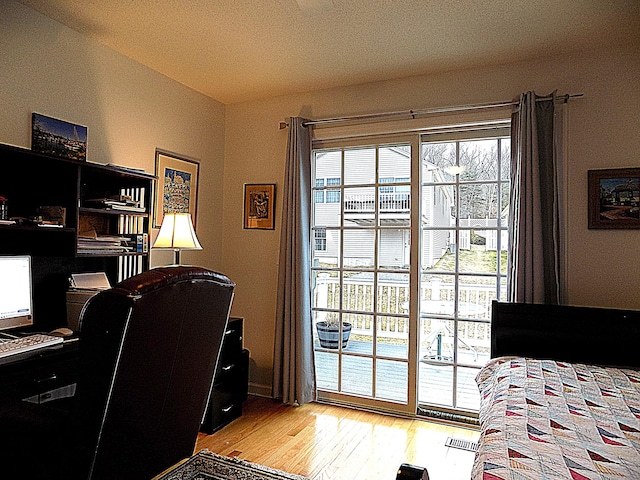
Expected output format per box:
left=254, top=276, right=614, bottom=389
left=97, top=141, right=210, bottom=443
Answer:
left=107, top=205, right=146, bottom=213
left=77, top=229, right=135, bottom=254
left=84, top=195, right=145, bottom=213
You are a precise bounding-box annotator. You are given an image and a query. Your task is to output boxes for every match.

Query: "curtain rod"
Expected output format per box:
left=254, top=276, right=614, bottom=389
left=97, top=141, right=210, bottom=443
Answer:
left=278, top=93, right=583, bottom=129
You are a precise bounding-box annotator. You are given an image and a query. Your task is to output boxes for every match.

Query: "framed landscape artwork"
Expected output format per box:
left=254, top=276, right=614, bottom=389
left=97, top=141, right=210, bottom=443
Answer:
left=244, top=183, right=276, bottom=229
left=588, top=168, right=640, bottom=229
left=31, top=113, right=87, bottom=161
left=154, top=150, right=199, bottom=228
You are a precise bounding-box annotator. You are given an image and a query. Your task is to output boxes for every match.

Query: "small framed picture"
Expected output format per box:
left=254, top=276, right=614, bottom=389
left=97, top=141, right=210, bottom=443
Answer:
left=588, top=168, right=640, bottom=229
left=244, top=184, right=276, bottom=229
left=31, top=113, right=87, bottom=161
left=154, top=150, right=200, bottom=228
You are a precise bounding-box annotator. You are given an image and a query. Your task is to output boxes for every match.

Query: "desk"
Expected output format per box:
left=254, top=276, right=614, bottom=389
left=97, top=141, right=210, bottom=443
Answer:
left=0, top=338, right=79, bottom=407
left=0, top=338, right=80, bottom=478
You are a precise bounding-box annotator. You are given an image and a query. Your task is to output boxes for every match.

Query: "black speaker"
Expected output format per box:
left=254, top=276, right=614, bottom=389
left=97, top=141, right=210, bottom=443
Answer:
left=396, top=463, right=429, bottom=480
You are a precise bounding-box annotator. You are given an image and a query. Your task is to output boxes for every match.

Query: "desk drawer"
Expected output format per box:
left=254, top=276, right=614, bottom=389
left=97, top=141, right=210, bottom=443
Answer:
left=0, top=348, right=79, bottom=403
left=214, top=349, right=247, bottom=386
left=201, top=389, right=243, bottom=434
left=16, top=358, right=78, bottom=399
left=218, top=321, right=242, bottom=364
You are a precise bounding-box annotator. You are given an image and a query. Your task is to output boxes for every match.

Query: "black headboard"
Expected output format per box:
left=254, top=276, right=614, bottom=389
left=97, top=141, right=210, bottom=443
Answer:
left=491, top=301, right=640, bottom=369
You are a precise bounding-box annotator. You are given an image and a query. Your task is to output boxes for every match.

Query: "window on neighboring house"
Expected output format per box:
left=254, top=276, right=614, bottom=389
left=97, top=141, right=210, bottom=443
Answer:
left=380, top=177, right=394, bottom=193
left=314, top=227, right=327, bottom=251
left=380, top=177, right=410, bottom=192
left=326, top=177, right=341, bottom=203
left=315, top=178, right=325, bottom=203
left=394, top=177, right=410, bottom=200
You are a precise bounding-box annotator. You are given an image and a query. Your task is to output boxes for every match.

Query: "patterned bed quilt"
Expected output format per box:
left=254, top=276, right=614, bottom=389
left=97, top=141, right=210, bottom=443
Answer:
left=472, top=357, right=640, bottom=479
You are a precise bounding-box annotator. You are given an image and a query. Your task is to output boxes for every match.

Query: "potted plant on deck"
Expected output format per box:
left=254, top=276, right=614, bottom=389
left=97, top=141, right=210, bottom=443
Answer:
left=316, top=314, right=352, bottom=349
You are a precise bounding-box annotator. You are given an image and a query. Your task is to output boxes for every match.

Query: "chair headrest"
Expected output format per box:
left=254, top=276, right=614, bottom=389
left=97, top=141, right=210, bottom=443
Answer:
left=110, top=266, right=234, bottom=298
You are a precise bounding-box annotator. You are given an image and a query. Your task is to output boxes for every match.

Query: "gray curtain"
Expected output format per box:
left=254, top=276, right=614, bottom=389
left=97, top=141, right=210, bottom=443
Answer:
left=508, top=91, right=562, bottom=304
left=272, top=117, right=316, bottom=405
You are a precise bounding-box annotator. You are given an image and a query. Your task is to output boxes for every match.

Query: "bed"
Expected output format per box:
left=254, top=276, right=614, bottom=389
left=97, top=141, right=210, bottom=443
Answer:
left=472, top=301, right=640, bottom=480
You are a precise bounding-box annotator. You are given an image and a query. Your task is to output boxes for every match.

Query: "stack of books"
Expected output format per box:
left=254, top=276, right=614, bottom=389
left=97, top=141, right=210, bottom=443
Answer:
left=84, top=195, right=145, bottom=213
left=77, top=233, right=133, bottom=255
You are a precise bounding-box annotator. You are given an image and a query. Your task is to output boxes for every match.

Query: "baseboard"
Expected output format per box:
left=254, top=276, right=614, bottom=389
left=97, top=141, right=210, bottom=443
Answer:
left=248, top=382, right=272, bottom=398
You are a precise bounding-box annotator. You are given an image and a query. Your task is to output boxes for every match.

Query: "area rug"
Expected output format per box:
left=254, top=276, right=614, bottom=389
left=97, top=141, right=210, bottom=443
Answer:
left=157, top=450, right=309, bottom=480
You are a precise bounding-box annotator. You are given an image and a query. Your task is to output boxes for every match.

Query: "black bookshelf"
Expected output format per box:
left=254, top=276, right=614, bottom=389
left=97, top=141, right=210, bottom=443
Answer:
left=0, top=143, right=155, bottom=330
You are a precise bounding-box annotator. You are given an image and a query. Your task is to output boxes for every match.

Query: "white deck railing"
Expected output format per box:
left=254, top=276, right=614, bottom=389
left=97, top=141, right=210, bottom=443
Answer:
left=343, top=192, right=410, bottom=212
left=314, top=274, right=495, bottom=350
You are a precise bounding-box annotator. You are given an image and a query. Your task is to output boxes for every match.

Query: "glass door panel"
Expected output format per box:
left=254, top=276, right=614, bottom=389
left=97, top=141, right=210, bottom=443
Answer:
left=457, top=366, right=482, bottom=410
left=418, top=363, right=454, bottom=407
left=342, top=356, right=373, bottom=397
left=377, top=316, right=408, bottom=359
left=312, top=140, right=414, bottom=413
left=418, top=136, right=509, bottom=416
left=376, top=359, right=408, bottom=403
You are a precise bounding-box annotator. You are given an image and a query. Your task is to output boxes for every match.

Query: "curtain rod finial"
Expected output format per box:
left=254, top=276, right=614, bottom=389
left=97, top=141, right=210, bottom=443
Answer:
left=279, top=121, right=289, bottom=130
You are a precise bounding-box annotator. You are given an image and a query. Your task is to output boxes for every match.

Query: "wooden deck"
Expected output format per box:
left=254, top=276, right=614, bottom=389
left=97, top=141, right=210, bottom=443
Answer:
left=315, top=339, right=489, bottom=411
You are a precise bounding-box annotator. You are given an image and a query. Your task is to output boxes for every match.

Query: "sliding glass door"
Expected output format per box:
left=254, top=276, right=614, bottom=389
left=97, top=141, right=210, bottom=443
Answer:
left=311, top=128, right=509, bottom=418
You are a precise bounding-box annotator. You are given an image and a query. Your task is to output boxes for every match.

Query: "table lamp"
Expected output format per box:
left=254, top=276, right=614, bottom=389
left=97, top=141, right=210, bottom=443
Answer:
left=152, top=212, right=202, bottom=265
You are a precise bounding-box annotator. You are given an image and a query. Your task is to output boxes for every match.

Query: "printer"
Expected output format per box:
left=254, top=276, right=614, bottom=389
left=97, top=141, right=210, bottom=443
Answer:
left=66, top=272, right=111, bottom=331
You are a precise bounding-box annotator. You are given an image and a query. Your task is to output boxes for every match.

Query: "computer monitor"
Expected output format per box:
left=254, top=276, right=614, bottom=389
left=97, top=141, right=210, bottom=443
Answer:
left=0, top=255, right=34, bottom=331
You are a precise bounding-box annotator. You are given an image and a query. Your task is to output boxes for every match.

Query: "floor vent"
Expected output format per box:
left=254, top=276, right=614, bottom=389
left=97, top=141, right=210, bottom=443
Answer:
left=445, top=437, right=479, bottom=452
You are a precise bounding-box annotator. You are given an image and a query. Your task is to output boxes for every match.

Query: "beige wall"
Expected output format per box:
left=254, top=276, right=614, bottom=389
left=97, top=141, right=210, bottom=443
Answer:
left=224, top=45, right=640, bottom=395
left=0, top=1, right=226, bottom=269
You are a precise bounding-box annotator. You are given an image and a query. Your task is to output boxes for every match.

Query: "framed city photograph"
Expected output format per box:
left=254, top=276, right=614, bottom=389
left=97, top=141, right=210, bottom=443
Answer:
left=588, top=168, right=640, bottom=229
left=244, top=183, right=276, bottom=229
left=154, top=150, right=199, bottom=228
left=31, top=113, right=87, bottom=161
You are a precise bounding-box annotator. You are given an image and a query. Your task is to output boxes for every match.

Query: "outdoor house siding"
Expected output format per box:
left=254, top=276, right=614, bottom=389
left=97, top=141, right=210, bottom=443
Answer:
left=314, top=148, right=455, bottom=269
left=378, top=230, right=407, bottom=267
left=421, top=165, right=454, bottom=267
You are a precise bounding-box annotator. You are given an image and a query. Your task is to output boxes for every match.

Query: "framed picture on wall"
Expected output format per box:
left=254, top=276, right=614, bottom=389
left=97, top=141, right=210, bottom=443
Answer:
left=154, top=150, right=200, bottom=228
left=588, top=168, right=640, bottom=229
left=31, top=113, right=87, bottom=162
left=243, top=183, right=276, bottom=229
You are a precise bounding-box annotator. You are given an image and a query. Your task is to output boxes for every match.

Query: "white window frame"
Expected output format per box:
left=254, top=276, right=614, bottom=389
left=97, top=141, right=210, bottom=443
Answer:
left=311, top=121, right=513, bottom=417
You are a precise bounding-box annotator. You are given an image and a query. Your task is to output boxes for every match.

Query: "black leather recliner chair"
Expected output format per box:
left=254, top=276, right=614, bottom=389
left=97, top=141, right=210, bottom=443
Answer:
left=3, top=266, right=235, bottom=479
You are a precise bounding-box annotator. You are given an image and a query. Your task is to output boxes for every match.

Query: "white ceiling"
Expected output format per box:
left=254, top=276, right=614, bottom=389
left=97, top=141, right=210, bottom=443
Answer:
left=16, top=0, right=640, bottom=104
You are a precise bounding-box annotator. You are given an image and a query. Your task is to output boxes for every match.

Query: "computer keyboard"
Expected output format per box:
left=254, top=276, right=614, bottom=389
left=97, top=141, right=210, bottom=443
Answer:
left=0, top=334, right=64, bottom=361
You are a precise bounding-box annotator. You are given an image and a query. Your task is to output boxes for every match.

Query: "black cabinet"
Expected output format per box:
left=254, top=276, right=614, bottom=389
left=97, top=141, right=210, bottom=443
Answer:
left=201, top=317, right=249, bottom=434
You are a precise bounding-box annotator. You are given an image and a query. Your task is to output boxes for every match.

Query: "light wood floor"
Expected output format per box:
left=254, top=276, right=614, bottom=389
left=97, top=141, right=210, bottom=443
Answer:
left=195, top=396, right=479, bottom=480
